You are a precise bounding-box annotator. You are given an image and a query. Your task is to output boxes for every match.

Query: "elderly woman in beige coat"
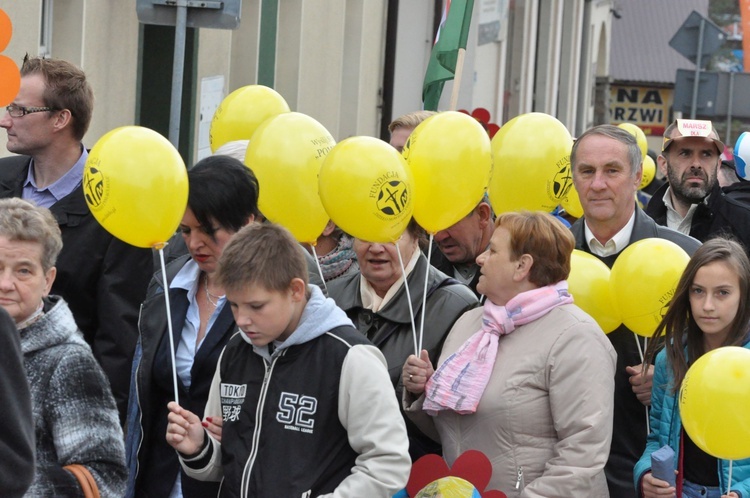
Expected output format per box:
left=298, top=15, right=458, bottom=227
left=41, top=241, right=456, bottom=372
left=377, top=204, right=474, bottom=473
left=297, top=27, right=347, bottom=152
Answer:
left=403, top=211, right=617, bottom=497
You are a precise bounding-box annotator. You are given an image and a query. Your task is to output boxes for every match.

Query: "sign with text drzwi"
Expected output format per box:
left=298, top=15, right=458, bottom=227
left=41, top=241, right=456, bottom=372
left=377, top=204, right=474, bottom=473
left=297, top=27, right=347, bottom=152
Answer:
left=609, top=85, right=672, bottom=136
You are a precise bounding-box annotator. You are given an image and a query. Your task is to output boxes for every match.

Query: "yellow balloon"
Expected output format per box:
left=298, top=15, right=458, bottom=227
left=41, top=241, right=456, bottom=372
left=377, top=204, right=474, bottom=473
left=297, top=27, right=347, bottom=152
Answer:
left=680, top=346, right=750, bottom=460
left=84, top=126, right=188, bottom=248
left=320, top=136, right=413, bottom=243
left=210, top=85, right=290, bottom=152
left=640, top=154, right=656, bottom=190
left=490, top=113, right=573, bottom=214
left=245, top=112, right=333, bottom=244
left=568, top=250, right=621, bottom=333
left=610, top=238, right=690, bottom=337
left=618, top=122, right=648, bottom=159
left=560, top=183, right=584, bottom=219
left=403, top=111, right=492, bottom=233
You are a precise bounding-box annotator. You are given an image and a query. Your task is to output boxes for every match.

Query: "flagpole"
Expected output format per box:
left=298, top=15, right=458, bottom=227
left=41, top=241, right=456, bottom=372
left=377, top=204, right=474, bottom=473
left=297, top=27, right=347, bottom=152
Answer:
left=422, top=0, right=474, bottom=111
left=448, top=48, right=466, bottom=111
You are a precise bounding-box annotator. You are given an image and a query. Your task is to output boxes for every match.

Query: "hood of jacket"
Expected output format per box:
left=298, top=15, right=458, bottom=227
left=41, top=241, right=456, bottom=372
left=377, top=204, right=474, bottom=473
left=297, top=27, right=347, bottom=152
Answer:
left=248, top=285, right=354, bottom=362
left=19, top=296, right=89, bottom=355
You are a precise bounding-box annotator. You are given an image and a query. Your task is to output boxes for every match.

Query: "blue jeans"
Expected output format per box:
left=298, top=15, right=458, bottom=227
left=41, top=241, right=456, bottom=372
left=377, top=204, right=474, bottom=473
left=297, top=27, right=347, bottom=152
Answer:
left=683, top=479, right=722, bottom=498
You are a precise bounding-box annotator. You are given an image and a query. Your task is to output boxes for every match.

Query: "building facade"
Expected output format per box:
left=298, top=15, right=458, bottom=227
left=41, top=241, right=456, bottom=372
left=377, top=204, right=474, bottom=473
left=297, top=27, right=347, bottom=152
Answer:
left=0, top=0, right=615, bottom=161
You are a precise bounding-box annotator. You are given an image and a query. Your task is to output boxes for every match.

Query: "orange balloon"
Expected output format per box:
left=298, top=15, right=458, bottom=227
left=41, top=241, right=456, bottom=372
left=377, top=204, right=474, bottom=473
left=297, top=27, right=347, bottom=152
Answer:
left=0, top=8, right=11, bottom=52
left=0, top=55, right=20, bottom=107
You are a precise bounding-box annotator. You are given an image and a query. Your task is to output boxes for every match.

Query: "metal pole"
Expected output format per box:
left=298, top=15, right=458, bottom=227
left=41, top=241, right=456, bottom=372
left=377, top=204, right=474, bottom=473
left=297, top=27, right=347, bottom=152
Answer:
left=690, top=18, right=705, bottom=119
left=727, top=71, right=735, bottom=145
left=169, top=1, right=188, bottom=148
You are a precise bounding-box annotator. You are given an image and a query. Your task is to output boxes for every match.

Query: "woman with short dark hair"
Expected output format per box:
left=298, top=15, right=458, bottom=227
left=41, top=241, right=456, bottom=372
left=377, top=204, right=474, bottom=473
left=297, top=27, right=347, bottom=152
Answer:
left=125, top=155, right=258, bottom=498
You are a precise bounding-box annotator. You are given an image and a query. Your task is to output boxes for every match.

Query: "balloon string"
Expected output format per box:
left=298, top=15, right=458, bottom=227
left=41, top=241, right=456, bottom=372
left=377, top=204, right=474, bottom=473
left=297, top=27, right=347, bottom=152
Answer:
left=634, top=331, right=644, bottom=361
left=309, top=244, right=328, bottom=296
left=728, top=460, right=734, bottom=496
left=633, top=332, right=649, bottom=435
left=396, top=243, right=419, bottom=357
left=418, top=234, right=433, bottom=354
left=158, top=247, right=180, bottom=406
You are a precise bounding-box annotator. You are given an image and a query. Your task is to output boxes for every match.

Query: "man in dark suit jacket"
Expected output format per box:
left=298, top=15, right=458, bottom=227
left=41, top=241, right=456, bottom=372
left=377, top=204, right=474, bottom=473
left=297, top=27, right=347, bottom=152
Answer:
left=0, top=56, right=152, bottom=423
left=569, top=124, right=701, bottom=498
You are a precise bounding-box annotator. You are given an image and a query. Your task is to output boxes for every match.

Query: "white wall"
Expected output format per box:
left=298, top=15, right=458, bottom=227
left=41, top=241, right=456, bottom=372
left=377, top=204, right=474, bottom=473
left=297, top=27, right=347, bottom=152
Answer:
left=391, top=1, right=434, bottom=119
left=0, top=0, right=612, bottom=157
left=0, top=0, right=140, bottom=157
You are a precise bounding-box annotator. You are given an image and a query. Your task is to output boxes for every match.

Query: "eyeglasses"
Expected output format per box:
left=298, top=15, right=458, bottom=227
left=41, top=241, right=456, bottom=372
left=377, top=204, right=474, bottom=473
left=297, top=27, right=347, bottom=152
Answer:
left=5, top=104, right=59, bottom=118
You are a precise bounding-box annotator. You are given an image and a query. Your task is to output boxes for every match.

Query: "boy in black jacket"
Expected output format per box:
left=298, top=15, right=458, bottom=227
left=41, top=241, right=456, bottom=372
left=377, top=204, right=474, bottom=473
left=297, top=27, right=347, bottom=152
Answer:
left=166, top=223, right=410, bottom=497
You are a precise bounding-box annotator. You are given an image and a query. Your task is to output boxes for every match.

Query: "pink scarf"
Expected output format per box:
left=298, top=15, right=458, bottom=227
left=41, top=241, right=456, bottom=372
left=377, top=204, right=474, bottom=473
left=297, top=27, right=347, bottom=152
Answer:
left=423, top=281, right=573, bottom=415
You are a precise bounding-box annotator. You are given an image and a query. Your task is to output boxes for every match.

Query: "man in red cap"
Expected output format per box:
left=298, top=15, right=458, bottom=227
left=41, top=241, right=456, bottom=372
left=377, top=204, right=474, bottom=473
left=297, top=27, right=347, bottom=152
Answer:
left=646, top=119, right=750, bottom=252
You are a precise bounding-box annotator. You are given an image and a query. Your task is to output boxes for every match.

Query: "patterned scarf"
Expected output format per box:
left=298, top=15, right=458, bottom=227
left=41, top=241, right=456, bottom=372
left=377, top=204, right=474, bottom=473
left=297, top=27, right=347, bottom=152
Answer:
left=423, top=281, right=573, bottom=415
left=318, top=234, right=357, bottom=281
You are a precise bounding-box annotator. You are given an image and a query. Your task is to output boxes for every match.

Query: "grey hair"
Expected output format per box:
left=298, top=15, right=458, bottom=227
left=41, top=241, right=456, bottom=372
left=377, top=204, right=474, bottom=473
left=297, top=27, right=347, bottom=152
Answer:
left=571, top=124, right=643, bottom=176
left=0, top=198, right=62, bottom=271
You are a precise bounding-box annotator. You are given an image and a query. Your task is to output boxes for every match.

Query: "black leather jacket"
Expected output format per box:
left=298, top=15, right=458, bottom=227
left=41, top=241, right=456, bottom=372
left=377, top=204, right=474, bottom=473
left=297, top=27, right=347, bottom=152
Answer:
left=125, top=255, right=234, bottom=498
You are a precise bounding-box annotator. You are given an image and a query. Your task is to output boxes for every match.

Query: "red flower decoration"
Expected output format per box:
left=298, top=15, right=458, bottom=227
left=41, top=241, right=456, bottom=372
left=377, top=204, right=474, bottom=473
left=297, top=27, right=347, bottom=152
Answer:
left=405, top=450, right=507, bottom=497
left=458, top=108, right=500, bottom=139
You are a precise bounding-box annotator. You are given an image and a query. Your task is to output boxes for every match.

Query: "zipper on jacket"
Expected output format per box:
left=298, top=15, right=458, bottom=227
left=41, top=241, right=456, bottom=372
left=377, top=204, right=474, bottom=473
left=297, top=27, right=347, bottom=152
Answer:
left=241, top=354, right=281, bottom=497
left=515, top=466, right=524, bottom=490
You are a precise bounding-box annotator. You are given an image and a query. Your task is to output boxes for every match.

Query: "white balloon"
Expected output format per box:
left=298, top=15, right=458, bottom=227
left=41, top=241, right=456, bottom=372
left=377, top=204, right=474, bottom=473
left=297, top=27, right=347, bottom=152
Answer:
left=733, top=131, right=750, bottom=180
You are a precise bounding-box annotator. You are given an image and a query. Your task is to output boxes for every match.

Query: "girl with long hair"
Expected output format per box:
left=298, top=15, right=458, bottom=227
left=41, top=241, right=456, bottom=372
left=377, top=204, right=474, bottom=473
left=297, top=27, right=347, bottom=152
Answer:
left=636, top=237, right=750, bottom=498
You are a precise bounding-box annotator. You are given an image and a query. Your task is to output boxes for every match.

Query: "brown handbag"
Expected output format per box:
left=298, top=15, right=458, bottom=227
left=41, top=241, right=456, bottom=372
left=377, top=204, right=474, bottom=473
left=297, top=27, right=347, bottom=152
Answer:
left=63, top=464, right=100, bottom=498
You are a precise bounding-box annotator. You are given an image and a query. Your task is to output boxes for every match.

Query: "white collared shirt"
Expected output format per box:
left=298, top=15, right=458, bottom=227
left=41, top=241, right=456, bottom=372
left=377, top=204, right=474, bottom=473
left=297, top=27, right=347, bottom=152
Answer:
left=169, top=259, right=225, bottom=389
left=661, top=186, right=701, bottom=235
left=584, top=211, right=636, bottom=257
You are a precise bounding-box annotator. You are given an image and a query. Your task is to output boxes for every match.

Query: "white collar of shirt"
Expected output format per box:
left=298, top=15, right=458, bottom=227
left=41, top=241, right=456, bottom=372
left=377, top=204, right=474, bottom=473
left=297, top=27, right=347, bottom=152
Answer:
left=171, top=258, right=202, bottom=292
left=661, top=186, right=701, bottom=235
left=360, top=248, right=421, bottom=312
left=170, top=258, right=226, bottom=321
left=169, top=259, right=225, bottom=390
left=584, top=210, right=636, bottom=257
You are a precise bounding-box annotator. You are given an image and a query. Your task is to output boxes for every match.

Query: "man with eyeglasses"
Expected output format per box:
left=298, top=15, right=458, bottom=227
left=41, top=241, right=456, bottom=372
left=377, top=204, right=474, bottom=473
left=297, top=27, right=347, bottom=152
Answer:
left=0, top=56, right=152, bottom=424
